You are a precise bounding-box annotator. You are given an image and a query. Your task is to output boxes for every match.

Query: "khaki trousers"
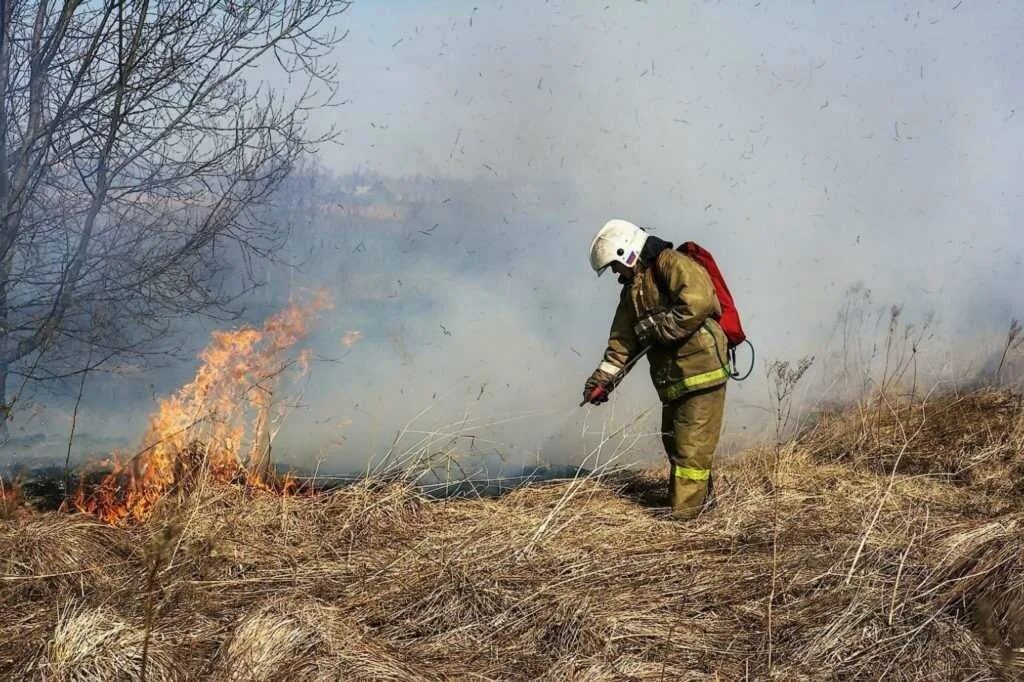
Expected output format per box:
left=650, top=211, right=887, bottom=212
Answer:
left=660, top=383, right=726, bottom=519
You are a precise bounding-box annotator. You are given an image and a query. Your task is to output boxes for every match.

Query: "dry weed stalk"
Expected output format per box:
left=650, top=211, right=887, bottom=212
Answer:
left=996, top=319, right=1023, bottom=385
left=0, top=478, right=23, bottom=519
left=765, top=355, right=814, bottom=674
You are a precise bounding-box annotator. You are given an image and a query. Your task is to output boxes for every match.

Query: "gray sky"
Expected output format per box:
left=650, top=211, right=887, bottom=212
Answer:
left=6, top=1, right=1022, bottom=475
left=321, top=0, right=1022, bottom=352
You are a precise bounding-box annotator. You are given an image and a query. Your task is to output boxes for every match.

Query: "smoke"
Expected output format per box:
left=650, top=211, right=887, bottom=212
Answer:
left=5, top=2, right=1022, bottom=476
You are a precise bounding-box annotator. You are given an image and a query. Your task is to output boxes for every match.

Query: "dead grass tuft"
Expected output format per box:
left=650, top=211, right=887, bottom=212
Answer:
left=802, top=389, right=1023, bottom=501
left=0, top=515, right=132, bottom=597
left=214, top=604, right=329, bottom=681
left=32, top=605, right=177, bottom=681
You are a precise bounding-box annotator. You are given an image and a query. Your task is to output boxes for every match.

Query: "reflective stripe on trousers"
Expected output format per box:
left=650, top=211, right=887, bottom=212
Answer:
left=673, top=464, right=710, bottom=481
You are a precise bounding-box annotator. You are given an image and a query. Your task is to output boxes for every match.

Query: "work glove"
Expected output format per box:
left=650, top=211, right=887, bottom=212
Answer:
left=633, top=315, right=659, bottom=347
left=582, top=367, right=615, bottom=405
left=634, top=309, right=687, bottom=347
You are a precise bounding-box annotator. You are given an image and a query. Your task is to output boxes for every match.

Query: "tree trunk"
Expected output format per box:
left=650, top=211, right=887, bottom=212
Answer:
left=0, top=359, right=8, bottom=442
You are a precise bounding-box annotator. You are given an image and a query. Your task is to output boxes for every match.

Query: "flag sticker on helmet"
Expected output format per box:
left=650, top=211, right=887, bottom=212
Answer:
left=626, top=251, right=637, bottom=265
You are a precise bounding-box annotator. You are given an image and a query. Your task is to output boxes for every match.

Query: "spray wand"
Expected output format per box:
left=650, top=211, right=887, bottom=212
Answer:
left=580, top=347, right=650, bottom=407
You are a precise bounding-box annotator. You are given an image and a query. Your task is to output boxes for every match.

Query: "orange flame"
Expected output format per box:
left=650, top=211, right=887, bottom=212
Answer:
left=73, top=291, right=331, bottom=524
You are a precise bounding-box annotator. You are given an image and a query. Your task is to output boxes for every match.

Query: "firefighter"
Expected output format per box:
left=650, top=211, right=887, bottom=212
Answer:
left=583, top=219, right=729, bottom=519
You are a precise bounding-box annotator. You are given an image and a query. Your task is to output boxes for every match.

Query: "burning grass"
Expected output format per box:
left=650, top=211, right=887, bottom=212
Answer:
left=2, top=386, right=1023, bottom=679
left=71, top=292, right=331, bottom=524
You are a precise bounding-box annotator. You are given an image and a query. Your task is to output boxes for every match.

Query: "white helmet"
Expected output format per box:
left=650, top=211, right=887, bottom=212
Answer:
left=589, top=219, right=648, bottom=276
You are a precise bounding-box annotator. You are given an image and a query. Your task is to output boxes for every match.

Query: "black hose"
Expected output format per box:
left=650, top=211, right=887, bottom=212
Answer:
left=704, top=320, right=755, bottom=382
left=729, top=339, right=756, bottom=381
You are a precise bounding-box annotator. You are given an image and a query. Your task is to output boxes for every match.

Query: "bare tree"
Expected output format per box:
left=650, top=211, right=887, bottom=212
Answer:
left=0, top=0, right=350, bottom=433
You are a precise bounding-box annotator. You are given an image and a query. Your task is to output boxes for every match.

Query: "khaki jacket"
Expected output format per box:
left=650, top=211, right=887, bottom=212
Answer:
left=598, top=239, right=729, bottom=402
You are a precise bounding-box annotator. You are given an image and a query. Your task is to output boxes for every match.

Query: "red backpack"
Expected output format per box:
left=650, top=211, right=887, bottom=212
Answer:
left=678, top=241, right=747, bottom=348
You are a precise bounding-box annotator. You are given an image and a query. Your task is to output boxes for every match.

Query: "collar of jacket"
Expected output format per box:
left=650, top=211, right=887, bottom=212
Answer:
left=639, top=235, right=673, bottom=265
left=618, top=235, right=674, bottom=284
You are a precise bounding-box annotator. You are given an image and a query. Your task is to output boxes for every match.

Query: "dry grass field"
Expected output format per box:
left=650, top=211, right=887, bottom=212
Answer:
left=1, top=388, right=1022, bottom=680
